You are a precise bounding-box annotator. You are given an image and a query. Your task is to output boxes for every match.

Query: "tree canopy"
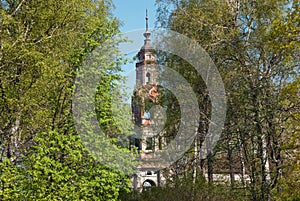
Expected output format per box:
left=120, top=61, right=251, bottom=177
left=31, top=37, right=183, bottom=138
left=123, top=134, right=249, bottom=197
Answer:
left=0, top=0, right=133, bottom=200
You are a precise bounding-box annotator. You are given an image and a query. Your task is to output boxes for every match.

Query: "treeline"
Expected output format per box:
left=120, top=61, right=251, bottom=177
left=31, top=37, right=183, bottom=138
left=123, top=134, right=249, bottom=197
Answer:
left=136, top=0, right=298, bottom=201
left=0, top=0, right=299, bottom=201
left=0, top=0, right=132, bottom=200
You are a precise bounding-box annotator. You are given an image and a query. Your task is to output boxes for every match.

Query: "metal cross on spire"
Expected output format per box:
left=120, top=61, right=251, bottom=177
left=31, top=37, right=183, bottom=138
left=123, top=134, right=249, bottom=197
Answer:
left=144, top=9, right=151, bottom=40
left=146, top=9, right=149, bottom=32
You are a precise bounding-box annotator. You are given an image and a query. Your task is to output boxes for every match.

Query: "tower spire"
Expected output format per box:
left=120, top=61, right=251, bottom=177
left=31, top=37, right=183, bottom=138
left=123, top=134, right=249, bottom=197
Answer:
left=146, top=9, right=149, bottom=32
left=144, top=9, right=151, bottom=40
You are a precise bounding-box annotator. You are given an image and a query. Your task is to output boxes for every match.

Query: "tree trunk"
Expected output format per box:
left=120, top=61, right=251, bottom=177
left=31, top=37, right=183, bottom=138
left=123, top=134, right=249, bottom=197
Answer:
left=207, top=152, right=213, bottom=183
left=228, top=146, right=235, bottom=187
left=193, top=137, right=197, bottom=184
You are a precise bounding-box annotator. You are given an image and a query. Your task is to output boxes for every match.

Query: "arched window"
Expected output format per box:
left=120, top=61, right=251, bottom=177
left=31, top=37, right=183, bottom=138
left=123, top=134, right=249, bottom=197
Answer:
left=146, top=72, right=150, bottom=84
left=146, top=137, right=153, bottom=150
left=142, top=180, right=156, bottom=188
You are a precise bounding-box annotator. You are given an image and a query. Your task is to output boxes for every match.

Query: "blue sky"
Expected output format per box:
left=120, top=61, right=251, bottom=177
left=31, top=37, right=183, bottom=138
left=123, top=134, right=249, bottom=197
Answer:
left=112, top=0, right=156, bottom=31
left=112, top=0, right=157, bottom=96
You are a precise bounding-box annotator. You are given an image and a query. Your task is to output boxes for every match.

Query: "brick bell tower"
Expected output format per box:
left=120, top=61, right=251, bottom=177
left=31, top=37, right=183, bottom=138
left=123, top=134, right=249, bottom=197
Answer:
left=131, top=10, right=163, bottom=190
left=135, top=10, right=158, bottom=87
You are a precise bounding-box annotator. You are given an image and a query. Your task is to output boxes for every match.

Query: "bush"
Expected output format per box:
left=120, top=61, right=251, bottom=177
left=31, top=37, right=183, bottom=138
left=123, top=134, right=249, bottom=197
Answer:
left=119, top=176, right=250, bottom=201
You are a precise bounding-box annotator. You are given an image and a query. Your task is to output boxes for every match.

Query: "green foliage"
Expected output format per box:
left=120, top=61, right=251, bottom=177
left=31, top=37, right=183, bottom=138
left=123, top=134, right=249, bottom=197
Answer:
left=0, top=159, right=24, bottom=200
left=0, top=0, right=134, bottom=200
left=120, top=175, right=250, bottom=201
left=1, top=130, right=130, bottom=200
left=155, top=0, right=299, bottom=200
left=27, top=130, right=129, bottom=201
left=273, top=76, right=300, bottom=201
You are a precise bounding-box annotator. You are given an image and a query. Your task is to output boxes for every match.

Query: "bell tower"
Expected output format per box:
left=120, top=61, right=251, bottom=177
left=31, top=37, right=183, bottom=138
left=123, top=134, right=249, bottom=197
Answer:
left=132, top=9, right=159, bottom=127
left=131, top=10, right=163, bottom=190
